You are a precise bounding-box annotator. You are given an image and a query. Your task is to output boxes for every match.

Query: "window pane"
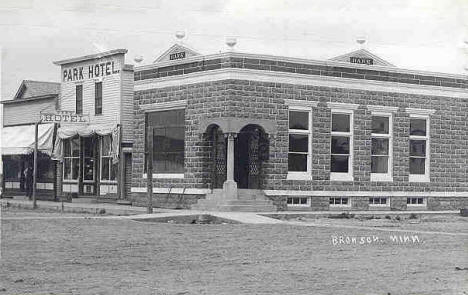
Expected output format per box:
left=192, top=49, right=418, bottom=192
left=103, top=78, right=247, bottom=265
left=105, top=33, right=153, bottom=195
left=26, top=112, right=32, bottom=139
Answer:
left=409, top=158, right=425, bottom=174
left=288, top=153, right=307, bottom=172
left=63, top=140, right=71, bottom=157
left=332, top=113, right=350, bottom=132
left=410, top=140, right=426, bottom=157
left=165, top=152, right=184, bottom=173
left=293, top=198, right=299, bottom=204
left=83, top=158, right=94, bottom=181
left=166, top=127, right=184, bottom=151
left=410, top=118, right=426, bottom=136
left=371, top=156, right=388, bottom=173
left=300, top=198, right=307, bottom=204
left=153, top=128, right=166, bottom=152
left=331, top=155, right=349, bottom=172
left=83, top=137, right=94, bottom=157
left=371, top=138, right=389, bottom=155
left=372, top=116, right=389, bottom=134
left=76, top=85, right=83, bottom=115
left=289, top=134, right=308, bottom=153
left=289, top=111, right=308, bottom=130
left=71, top=137, right=80, bottom=157
left=417, top=198, right=424, bottom=204
left=148, top=109, right=184, bottom=127
left=287, top=198, right=292, bottom=204
left=64, top=158, right=72, bottom=179
left=101, top=158, right=110, bottom=180
left=110, top=162, right=118, bottom=180
left=72, top=158, right=79, bottom=179
left=342, top=198, right=348, bottom=205
left=331, top=136, right=350, bottom=154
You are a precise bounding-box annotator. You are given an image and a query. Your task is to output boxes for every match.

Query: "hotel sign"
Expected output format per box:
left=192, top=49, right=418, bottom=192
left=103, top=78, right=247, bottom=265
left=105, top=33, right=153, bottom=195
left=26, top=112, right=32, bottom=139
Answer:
left=169, top=52, right=186, bottom=60
left=62, top=60, right=120, bottom=82
left=40, top=111, right=88, bottom=123
left=350, top=57, right=374, bottom=65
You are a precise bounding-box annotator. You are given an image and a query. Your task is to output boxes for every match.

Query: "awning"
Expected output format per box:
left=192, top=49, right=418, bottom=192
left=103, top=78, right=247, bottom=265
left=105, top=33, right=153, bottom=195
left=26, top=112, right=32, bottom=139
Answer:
left=2, top=123, right=55, bottom=156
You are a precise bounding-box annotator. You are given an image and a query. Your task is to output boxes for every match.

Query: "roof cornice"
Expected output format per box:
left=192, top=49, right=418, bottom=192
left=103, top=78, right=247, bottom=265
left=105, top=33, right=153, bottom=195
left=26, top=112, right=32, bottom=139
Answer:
left=53, top=49, right=128, bottom=66
left=135, top=51, right=468, bottom=81
left=1, top=94, right=57, bottom=104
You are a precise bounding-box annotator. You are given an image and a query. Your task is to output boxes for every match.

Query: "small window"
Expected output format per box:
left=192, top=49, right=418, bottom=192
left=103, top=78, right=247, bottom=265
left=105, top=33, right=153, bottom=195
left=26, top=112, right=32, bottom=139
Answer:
left=407, top=197, right=425, bottom=206
left=369, top=197, right=388, bottom=206
left=95, top=82, right=102, bottom=115
left=329, top=197, right=350, bottom=206
left=287, top=197, right=310, bottom=207
left=76, top=85, right=83, bottom=115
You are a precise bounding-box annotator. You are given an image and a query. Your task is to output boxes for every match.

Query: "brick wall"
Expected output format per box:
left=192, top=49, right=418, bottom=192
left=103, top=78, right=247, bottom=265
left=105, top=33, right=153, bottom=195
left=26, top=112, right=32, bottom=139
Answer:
left=132, top=78, right=467, bottom=210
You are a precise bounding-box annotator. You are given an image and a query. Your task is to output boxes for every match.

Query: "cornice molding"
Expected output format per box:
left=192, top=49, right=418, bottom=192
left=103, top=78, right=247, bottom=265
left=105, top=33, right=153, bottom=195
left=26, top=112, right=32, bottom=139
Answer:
left=405, top=108, right=436, bottom=116
left=284, top=99, right=318, bottom=108
left=367, top=105, right=399, bottom=113
left=327, top=102, right=359, bottom=110
left=134, top=68, right=468, bottom=99
left=139, top=100, right=187, bottom=112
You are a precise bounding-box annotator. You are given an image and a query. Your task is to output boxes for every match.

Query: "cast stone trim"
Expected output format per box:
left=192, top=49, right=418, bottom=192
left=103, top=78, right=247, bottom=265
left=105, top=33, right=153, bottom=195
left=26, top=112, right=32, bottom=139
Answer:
left=139, top=100, right=187, bottom=112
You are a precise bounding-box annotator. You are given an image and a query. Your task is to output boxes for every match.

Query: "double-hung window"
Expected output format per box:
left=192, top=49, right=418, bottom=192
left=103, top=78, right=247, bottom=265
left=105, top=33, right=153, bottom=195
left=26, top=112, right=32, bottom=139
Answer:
left=100, top=135, right=117, bottom=181
left=63, top=137, right=80, bottom=181
left=285, top=100, right=316, bottom=180
left=406, top=108, right=435, bottom=182
left=76, top=85, right=83, bottom=115
left=368, top=106, right=397, bottom=181
left=95, top=82, right=102, bottom=115
left=328, top=103, right=358, bottom=181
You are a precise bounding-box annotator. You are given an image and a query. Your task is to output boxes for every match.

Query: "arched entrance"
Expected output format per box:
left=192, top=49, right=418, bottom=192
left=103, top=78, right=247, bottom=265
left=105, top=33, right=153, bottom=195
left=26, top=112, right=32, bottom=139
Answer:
left=235, top=125, right=269, bottom=189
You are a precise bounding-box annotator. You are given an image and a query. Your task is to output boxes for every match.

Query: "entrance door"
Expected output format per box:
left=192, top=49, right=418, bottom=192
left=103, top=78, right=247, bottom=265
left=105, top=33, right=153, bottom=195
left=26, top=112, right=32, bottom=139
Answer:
left=234, top=125, right=265, bottom=189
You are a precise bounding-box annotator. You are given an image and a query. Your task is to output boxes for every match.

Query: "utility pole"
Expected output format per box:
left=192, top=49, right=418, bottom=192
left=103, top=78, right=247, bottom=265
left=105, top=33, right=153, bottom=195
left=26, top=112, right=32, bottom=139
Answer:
left=146, top=127, right=153, bottom=214
left=32, top=120, right=40, bottom=209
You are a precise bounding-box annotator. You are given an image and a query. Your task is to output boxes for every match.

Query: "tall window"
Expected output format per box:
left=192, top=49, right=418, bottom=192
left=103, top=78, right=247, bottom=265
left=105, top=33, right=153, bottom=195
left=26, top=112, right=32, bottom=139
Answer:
left=76, top=85, right=83, bottom=115
left=147, top=109, right=185, bottom=173
left=82, top=137, right=95, bottom=182
left=288, top=109, right=311, bottom=177
left=95, top=82, right=102, bottom=115
left=330, top=110, right=353, bottom=181
left=371, top=114, right=392, bottom=181
left=101, top=135, right=117, bottom=181
left=409, top=116, right=429, bottom=181
left=63, top=137, right=80, bottom=180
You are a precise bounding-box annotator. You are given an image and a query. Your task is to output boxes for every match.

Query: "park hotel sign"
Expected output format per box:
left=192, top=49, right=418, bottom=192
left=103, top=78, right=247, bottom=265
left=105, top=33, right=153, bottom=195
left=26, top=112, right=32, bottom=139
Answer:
left=41, top=111, right=88, bottom=123
left=62, top=60, right=120, bottom=82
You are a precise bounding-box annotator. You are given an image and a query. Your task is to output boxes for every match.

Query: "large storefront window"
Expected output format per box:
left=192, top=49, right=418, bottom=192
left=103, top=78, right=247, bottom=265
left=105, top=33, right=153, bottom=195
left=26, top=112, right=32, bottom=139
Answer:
left=147, top=109, right=185, bottom=173
left=101, top=135, right=117, bottom=181
left=63, top=137, right=80, bottom=180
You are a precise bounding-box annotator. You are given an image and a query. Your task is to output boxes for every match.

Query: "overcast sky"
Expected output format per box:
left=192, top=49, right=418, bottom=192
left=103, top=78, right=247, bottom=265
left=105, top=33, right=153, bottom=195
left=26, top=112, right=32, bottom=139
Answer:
left=1, top=0, right=467, bottom=99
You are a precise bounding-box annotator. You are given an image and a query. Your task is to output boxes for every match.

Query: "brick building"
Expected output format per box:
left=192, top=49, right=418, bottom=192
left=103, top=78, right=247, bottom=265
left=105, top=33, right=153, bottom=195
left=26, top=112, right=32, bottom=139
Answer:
left=130, top=43, right=468, bottom=211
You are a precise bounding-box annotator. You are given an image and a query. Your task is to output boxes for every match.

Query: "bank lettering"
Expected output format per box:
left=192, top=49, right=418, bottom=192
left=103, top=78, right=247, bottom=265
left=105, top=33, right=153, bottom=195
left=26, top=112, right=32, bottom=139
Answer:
left=349, top=56, right=374, bottom=65
left=169, top=52, right=186, bottom=60
left=63, top=61, right=120, bottom=82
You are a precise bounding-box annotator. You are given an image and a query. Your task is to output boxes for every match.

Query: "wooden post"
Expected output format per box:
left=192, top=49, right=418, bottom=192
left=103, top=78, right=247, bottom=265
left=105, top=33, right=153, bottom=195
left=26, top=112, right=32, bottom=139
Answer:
left=32, top=121, right=39, bottom=209
left=146, top=127, right=153, bottom=214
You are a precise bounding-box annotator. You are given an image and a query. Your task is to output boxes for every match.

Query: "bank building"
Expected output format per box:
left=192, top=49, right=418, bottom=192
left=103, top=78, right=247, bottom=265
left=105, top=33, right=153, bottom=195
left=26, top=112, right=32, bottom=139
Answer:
left=2, top=37, right=468, bottom=212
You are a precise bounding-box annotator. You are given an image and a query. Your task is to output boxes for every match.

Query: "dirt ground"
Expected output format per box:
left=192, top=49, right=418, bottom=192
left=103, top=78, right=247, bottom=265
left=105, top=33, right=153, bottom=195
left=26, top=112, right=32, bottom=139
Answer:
left=0, top=209, right=467, bottom=295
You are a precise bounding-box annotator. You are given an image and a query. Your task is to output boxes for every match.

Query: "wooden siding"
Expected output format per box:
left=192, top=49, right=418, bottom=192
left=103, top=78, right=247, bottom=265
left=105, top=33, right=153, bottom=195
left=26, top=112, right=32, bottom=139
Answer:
left=3, top=98, right=56, bottom=126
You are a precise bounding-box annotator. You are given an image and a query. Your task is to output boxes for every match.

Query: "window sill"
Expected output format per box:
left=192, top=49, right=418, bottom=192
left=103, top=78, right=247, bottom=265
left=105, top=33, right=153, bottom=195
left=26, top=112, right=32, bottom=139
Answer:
left=143, top=173, right=184, bottom=179
left=370, top=174, right=393, bottom=182
left=287, top=172, right=312, bottom=181
left=369, top=204, right=390, bottom=208
left=330, top=173, right=354, bottom=182
left=409, top=174, right=430, bottom=183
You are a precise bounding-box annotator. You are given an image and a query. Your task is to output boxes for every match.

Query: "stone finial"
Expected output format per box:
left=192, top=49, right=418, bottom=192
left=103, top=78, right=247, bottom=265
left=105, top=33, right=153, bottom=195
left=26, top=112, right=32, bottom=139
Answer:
left=226, top=37, right=237, bottom=51
left=175, top=31, right=185, bottom=42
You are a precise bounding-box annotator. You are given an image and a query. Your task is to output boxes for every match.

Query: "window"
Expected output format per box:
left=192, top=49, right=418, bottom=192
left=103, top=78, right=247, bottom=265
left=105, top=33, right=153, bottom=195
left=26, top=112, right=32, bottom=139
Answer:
left=329, top=197, right=350, bottom=207
left=147, top=109, right=185, bottom=174
left=63, top=137, right=80, bottom=181
left=100, top=135, right=117, bottom=181
left=369, top=197, right=388, bottom=206
left=407, top=197, right=426, bottom=206
left=95, top=82, right=102, bottom=115
left=371, top=115, right=392, bottom=181
left=329, top=103, right=357, bottom=181
left=287, top=197, right=310, bottom=207
left=406, top=108, right=434, bottom=182
left=288, top=108, right=311, bottom=178
left=76, top=85, right=83, bottom=115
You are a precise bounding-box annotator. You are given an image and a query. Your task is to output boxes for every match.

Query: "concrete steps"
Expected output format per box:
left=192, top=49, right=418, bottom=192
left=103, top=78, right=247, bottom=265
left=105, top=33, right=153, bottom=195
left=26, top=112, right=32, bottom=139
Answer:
left=191, top=189, right=277, bottom=212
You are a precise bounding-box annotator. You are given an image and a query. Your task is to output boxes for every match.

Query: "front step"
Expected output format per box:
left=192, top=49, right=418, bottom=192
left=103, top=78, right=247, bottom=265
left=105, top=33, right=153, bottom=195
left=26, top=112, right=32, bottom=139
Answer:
left=192, top=189, right=277, bottom=212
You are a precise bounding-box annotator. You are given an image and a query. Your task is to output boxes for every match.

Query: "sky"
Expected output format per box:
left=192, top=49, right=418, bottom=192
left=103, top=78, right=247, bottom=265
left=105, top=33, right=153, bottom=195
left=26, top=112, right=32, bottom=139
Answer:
left=0, top=0, right=467, bottom=100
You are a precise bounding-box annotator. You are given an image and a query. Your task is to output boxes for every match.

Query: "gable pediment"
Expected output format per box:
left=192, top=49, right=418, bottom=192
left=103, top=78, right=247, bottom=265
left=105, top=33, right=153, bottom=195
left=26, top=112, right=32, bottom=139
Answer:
left=154, top=43, right=200, bottom=63
left=330, top=49, right=395, bottom=67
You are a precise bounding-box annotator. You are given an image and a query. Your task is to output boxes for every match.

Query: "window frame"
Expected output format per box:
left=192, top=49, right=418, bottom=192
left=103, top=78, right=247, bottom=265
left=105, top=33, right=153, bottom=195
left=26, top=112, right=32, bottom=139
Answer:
left=329, top=107, right=355, bottom=181
left=287, top=105, right=312, bottom=180
left=329, top=197, right=351, bottom=208
left=75, top=84, right=83, bottom=115
left=62, top=137, right=80, bottom=182
left=370, top=112, right=393, bottom=182
left=408, top=114, right=430, bottom=182
left=286, top=196, right=311, bottom=207
left=95, top=81, right=103, bottom=115
left=100, top=135, right=117, bottom=182
left=368, top=197, right=390, bottom=207
left=406, top=197, right=427, bottom=207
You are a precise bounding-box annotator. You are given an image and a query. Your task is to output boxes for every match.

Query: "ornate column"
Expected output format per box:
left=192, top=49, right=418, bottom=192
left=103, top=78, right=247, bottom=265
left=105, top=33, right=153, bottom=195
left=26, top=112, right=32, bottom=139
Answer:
left=223, top=132, right=238, bottom=199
